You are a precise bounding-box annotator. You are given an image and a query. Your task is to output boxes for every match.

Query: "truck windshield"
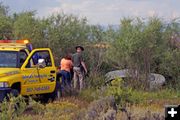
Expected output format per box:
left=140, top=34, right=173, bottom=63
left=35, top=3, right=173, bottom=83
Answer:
left=0, top=51, right=17, bottom=68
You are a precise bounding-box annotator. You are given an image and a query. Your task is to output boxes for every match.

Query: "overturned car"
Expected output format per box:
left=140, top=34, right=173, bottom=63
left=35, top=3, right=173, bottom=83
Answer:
left=105, top=69, right=166, bottom=90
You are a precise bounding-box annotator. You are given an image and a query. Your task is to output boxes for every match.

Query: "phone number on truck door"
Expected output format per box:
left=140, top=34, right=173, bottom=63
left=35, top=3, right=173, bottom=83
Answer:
left=26, top=86, right=50, bottom=92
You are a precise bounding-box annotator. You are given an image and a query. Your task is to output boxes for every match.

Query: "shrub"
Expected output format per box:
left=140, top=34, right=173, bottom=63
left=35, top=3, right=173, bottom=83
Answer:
left=104, top=78, right=133, bottom=105
left=26, top=97, right=45, bottom=115
left=76, top=96, right=117, bottom=120
left=97, top=78, right=180, bottom=107
left=79, top=88, right=97, bottom=102
left=0, top=95, right=27, bottom=120
left=85, top=72, right=105, bottom=89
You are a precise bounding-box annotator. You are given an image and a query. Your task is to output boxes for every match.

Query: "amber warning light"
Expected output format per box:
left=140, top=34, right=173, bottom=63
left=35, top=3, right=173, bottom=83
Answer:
left=0, top=40, right=29, bottom=44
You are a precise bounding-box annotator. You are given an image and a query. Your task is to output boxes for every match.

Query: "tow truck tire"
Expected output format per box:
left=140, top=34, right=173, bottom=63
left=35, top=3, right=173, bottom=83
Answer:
left=5, top=89, right=19, bottom=101
left=51, top=81, right=61, bottom=100
left=42, top=81, right=61, bottom=102
left=56, top=81, right=62, bottom=99
left=10, top=89, right=19, bottom=97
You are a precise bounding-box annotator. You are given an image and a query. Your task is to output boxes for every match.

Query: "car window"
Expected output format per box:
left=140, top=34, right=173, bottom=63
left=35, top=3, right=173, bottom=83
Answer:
left=19, top=50, right=28, bottom=67
left=26, top=51, right=52, bottom=68
left=0, top=51, right=17, bottom=68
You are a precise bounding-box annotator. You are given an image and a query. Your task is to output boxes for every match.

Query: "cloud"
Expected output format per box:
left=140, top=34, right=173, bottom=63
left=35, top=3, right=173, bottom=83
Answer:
left=148, top=10, right=156, bottom=17
left=171, top=11, right=179, bottom=19
left=43, top=0, right=180, bottom=24
left=45, top=0, right=126, bottom=24
left=2, top=0, right=180, bottom=25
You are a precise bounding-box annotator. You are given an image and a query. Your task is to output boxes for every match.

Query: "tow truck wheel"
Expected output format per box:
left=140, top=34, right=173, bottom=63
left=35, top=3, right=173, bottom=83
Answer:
left=51, top=81, right=61, bottom=100
left=6, top=89, right=20, bottom=101
left=10, top=89, right=19, bottom=97
left=41, top=81, right=61, bottom=103
left=55, top=82, right=61, bottom=99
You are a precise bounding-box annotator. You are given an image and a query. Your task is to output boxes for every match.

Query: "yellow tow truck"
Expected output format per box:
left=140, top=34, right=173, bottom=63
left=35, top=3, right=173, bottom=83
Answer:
left=0, top=40, right=61, bottom=102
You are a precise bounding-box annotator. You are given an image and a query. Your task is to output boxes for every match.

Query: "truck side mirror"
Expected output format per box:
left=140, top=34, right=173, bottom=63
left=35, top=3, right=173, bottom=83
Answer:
left=38, top=59, right=46, bottom=68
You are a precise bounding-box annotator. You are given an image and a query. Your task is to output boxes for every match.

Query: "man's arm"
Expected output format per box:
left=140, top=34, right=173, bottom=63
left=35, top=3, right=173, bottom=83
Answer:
left=81, top=61, right=88, bottom=73
left=70, top=60, right=73, bottom=68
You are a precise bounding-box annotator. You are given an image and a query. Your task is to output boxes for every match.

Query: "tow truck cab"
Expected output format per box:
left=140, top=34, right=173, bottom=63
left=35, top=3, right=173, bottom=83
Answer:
left=0, top=40, right=58, bottom=102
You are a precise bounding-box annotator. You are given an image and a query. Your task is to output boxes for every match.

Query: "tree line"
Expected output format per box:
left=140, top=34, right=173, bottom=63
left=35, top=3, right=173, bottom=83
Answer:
left=0, top=3, right=179, bottom=89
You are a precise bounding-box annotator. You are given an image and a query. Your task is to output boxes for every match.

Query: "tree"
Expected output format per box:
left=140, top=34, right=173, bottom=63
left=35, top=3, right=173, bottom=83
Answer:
left=0, top=2, right=8, bottom=16
left=107, top=17, right=179, bottom=89
left=0, top=3, right=12, bottom=39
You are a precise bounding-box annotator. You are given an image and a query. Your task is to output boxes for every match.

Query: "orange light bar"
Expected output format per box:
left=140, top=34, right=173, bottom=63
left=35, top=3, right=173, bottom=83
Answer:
left=16, top=40, right=29, bottom=44
left=0, top=40, right=29, bottom=44
left=0, top=40, right=12, bottom=43
left=23, top=40, right=29, bottom=44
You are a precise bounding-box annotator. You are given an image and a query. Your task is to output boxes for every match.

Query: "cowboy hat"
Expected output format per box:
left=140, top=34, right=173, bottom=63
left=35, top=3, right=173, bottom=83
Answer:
left=75, top=45, right=84, bottom=51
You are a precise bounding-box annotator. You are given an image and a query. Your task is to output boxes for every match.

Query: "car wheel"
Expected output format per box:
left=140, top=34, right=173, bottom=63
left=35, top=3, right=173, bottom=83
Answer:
left=51, top=81, right=61, bottom=100
left=10, top=89, right=19, bottom=97
left=41, top=81, right=61, bottom=103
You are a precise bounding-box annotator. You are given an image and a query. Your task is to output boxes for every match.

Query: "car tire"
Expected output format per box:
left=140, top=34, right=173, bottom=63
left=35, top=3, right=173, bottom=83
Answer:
left=51, top=81, right=61, bottom=100
left=41, top=81, right=61, bottom=103
left=5, top=89, right=20, bottom=102
left=10, top=89, right=19, bottom=97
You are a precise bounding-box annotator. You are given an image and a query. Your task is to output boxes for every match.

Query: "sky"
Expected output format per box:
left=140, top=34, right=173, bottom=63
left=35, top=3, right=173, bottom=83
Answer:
left=1, top=0, right=180, bottom=25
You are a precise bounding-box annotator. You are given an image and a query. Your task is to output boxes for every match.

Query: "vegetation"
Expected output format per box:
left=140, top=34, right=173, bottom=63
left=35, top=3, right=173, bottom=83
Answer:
left=1, top=88, right=180, bottom=120
left=0, top=2, right=180, bottom=120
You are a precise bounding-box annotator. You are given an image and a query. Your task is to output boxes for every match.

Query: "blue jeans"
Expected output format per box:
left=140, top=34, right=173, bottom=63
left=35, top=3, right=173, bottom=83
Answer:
left=57, top=70, right=71, bottom=91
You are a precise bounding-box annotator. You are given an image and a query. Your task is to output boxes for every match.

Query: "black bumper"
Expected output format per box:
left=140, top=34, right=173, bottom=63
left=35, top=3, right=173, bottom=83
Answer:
left=0, top=87, right=11, bottom=102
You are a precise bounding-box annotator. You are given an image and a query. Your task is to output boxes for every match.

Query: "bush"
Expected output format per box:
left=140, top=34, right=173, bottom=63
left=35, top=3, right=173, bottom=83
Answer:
left=0, top=95, right=27, bottom=120
left=107, top=17, right=180, bottom=89
left=85, top=96, right=117, bottom=120
left=85, top=72, right=105, bottom=88
left=95, top=78, right=180, bottom=107
left=104, top=78, right=133, bottom=105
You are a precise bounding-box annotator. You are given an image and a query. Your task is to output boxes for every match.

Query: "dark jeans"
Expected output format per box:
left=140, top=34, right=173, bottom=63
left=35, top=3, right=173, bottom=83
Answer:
left=57, top=70, right=71, bottom=91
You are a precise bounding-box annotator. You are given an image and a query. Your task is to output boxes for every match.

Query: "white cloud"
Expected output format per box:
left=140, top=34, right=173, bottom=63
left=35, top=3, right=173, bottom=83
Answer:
left=171, top=11, right=179, bottom=19
left=148, top=10, right=156, bottom=17
left=38, top=0, right=180, bottom=25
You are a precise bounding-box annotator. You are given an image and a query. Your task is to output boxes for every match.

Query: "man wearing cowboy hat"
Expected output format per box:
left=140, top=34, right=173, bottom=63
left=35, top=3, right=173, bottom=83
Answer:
left=72, top=45, right=87, bottom=91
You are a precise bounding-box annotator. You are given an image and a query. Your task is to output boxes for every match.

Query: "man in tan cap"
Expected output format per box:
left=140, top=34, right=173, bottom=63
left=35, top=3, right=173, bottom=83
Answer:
left=72, top=46, right=87, bottom=91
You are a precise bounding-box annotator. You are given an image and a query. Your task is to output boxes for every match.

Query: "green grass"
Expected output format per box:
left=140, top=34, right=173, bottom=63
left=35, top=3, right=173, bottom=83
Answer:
left=0, top=85, right=180, bottom=120
left=128, top=89, right=180, bottom=104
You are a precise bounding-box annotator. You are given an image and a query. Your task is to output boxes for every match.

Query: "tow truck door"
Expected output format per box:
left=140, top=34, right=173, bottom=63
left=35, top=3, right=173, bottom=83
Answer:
left=20, top=48, right=56, bottom=95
